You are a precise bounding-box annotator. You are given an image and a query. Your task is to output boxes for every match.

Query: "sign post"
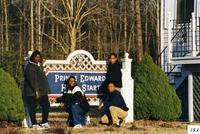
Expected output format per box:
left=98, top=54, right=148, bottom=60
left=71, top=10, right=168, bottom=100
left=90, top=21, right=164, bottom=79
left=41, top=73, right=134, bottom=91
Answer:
left=121, top=53, right=134, bottom=122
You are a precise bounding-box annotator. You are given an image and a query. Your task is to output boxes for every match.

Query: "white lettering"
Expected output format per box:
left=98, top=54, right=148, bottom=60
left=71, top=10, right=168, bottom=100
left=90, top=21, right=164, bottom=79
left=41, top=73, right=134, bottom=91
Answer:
left=81, top=84, right=101, bottom=92
left=80, top=75, right=85, bottom=83
left=102, top=76, right=106, bottom=81
left=79, top=75, right=106, bottom=83
left=55, top=75, right=59, bottom=83
left=82, top=84, right=87, bottom=92
left=61, top=84, right=66, bottom=92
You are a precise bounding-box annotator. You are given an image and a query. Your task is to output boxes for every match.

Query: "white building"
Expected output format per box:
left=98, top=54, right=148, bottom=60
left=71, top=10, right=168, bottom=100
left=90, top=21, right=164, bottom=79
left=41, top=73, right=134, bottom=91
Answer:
left=161, top=0, right=200, bottom=122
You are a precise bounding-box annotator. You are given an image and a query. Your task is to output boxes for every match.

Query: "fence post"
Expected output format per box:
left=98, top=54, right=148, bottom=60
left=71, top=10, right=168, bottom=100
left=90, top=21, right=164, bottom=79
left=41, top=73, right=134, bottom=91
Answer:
left=188, top=73, right=194, bottom=122
left=192, top=12, right=196, bottom=56
left=121, top=53, right=134, bottom=122
left=168, top=12, right=172, bottom=63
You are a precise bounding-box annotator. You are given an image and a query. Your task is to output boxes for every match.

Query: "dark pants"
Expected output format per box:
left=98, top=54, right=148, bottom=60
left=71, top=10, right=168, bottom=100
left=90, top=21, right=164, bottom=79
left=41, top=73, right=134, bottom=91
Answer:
left=27, top=95, right=50, bottom=125
left=101, top=106, right=112, bottom=125
left=69, top=104, right=86, bottom=126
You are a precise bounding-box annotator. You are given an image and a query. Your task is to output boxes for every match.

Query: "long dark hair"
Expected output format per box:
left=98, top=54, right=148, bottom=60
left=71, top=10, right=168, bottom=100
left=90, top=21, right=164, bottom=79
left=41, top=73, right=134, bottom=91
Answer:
left=66, top=76, right=77, bottom=89
left=29, top=50, right=41, bottom=62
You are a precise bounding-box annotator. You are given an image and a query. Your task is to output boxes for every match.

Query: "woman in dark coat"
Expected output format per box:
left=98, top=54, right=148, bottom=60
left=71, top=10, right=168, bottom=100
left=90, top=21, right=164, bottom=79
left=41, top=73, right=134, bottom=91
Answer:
left=105, top=53, right=122, bottom=90
left=24, top=50, right=50, bottom=129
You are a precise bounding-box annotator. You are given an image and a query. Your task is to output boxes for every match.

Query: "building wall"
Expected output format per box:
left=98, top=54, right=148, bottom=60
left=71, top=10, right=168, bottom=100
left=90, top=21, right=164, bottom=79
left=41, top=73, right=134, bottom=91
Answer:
left=161, top=0, right=174, bottom=70
left=160, top=0, right=200, bottom=70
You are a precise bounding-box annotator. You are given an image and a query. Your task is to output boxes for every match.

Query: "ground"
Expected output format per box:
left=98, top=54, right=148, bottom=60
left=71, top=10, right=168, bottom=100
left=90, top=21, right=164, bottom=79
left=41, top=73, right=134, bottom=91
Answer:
left=0, top=111, right=196, bottom=134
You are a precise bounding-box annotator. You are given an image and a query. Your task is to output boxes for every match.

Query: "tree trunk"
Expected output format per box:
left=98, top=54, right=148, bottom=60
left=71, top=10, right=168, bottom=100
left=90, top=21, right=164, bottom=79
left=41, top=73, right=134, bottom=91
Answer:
left=135, top=0, right=143, bottom=62
left=51, top=21, right=55, bottom=52
left=56, top=22, right=59, bottom=51
left=3, top=0, right=9, bottom=51
left=97, top=19, right=101, bottom=60
left=124, top=0, right=127, bottom=53
left=128, top=0, right=135, bottom=53
left=156, top=0, right=161, bottom=64
left=1, top=0, right=4, bottom=55
left=145, top=1, right=148, bottom=53
left=30, top=0, right=34, bottom=51
left=70, top=28, right=77, bottom=52
left=37, top=0, right=42, bottom=51
left=19, top=1, right=23, bottom=59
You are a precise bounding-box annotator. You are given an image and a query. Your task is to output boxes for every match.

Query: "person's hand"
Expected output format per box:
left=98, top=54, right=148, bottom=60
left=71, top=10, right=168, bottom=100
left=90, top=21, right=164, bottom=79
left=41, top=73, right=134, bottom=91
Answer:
left=60, top=103, right=64, bottom=108
left=41, top=59, right=46, bottom=65
left=98, top=103, right=104, bottom=110
left=35, top=90, right=40, bottom=99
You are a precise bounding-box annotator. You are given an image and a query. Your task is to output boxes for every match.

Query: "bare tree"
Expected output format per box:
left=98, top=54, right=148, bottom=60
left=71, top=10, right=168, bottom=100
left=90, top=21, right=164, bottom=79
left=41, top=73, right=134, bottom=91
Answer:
left=135, top=0, right=143, bottom=62
left=156, top=0, right=161, bottom=61
left=36, top=0, right=42, bottom=51
left=0, top=0, right=4, bottom=55
left=41, top=0, right=99, bottom=52
left=30, top=0, right=34, bottom=51
left=3, top=0, right=9, bottom=51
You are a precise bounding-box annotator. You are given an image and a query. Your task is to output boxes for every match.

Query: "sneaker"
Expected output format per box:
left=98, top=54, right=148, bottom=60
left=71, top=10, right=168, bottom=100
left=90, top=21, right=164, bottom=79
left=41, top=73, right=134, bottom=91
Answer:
left=73, top=124, right=82, bottom=129
left=112, top=123, right=120, bottom=128
left=86, top=116, right=90, bottom=125
left=32, top=124, right=44, bottom=130
left=118, top=118, right=124, bottom=126
left=40, top=122, right=50, bottom=129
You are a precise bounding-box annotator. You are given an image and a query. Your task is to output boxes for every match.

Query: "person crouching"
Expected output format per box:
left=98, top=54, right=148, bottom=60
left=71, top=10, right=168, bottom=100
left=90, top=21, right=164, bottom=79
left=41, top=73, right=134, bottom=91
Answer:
left=57, top=76, right=90, bottom=128
left=99, top=82, right=129, bottom=127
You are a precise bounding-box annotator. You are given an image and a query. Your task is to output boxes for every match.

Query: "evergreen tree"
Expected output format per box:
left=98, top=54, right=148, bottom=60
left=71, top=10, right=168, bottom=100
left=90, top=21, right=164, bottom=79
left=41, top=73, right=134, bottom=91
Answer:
left=134, top=55, right=182, bottom=120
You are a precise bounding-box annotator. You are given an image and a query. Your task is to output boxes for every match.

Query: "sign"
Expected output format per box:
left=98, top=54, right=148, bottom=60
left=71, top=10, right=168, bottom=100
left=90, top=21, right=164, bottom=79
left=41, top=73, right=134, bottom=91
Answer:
left=43, top=50, right=107, bottom=106
left=46, top=71, right=106, bottom=96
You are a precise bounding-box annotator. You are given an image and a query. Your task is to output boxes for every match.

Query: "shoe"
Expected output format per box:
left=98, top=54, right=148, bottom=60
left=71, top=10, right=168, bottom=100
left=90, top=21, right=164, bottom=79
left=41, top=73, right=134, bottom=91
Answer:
left=86, top=116, right=90, bottom=125
left=99, top=121, right=104, bottom=125
left=32, top=124, right=44, bottom=130
left=40, top=122, right=50, bottom=129
left=73, top=124, right=82, bottom=129
left=118, top=118, right=124, bottom=126
left=112, top=123, right=120, bottom=128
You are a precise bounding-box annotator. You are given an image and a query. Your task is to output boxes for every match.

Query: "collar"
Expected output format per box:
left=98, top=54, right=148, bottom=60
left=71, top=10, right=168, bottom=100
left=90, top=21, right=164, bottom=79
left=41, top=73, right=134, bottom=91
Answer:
left=29, top=61, right=40, bottom=66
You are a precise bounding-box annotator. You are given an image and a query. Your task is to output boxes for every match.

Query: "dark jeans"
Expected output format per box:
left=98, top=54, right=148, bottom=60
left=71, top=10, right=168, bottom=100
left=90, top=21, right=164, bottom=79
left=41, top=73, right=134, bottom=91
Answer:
left=69, top=104, right=86, bottom=126
left=27, top=95, right=50, bottom=125
left=101, top=106, right=112, bottom=125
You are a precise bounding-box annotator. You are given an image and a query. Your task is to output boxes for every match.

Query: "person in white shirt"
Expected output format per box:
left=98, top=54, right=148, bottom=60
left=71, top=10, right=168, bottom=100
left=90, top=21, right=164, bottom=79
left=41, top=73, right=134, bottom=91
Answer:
left=57, top=76, right=90, bottom=128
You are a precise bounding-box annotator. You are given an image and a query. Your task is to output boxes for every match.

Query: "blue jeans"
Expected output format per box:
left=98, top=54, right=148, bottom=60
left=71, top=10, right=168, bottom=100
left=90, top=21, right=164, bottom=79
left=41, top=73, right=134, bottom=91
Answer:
left=70, top=104, right=86, bottom=126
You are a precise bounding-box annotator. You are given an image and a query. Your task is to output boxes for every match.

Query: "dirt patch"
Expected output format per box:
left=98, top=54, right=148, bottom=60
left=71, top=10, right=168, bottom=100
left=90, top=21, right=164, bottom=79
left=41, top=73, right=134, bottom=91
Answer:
left=128, top=124, right=146, bottom=131
left=0, top=112, right=197, bottom=134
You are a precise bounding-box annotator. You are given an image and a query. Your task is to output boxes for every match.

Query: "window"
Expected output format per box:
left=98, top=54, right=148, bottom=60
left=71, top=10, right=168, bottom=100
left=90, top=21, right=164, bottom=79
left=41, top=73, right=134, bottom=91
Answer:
left=177, top=0, right=194, bottom=23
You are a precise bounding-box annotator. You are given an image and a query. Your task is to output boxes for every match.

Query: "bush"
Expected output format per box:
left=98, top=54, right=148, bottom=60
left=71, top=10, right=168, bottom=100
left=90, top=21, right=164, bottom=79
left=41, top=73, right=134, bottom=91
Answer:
left=0, top=68, right=25, bottom=122
left=134, top=55, right=182, bottom=120
left=0, top=52, right=24, bottom=85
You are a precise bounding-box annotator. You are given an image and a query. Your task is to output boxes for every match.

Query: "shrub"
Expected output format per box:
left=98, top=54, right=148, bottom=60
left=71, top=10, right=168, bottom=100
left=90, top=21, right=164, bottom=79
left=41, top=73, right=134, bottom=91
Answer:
left=134, top=55, right=182, bottom=120
left=0, top=68, right=25, bottom=122
left=0, top=52, right=23, bottom=85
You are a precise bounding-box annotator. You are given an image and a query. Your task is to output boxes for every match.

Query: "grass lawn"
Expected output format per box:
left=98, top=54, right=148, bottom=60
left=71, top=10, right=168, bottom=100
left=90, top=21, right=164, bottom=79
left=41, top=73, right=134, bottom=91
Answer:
left=0, top=111, right=196, bottom=134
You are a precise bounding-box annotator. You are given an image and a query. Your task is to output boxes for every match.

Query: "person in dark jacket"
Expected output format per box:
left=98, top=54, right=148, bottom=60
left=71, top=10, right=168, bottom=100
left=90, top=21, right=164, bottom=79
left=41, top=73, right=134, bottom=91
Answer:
left=57, top=76, right=90, bottom=128
left=98, top=53, right=122, bottom=101
left=24, top=50, right=50, bottom=129
left=99, top=82, right=129, bottom=127
left=106, top=53, right=122, bottom=91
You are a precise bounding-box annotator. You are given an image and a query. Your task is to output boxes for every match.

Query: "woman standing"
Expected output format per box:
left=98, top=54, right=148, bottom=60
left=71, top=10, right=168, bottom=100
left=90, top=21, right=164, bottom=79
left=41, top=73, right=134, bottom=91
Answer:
left=24, top=50, right=50, bottom=129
